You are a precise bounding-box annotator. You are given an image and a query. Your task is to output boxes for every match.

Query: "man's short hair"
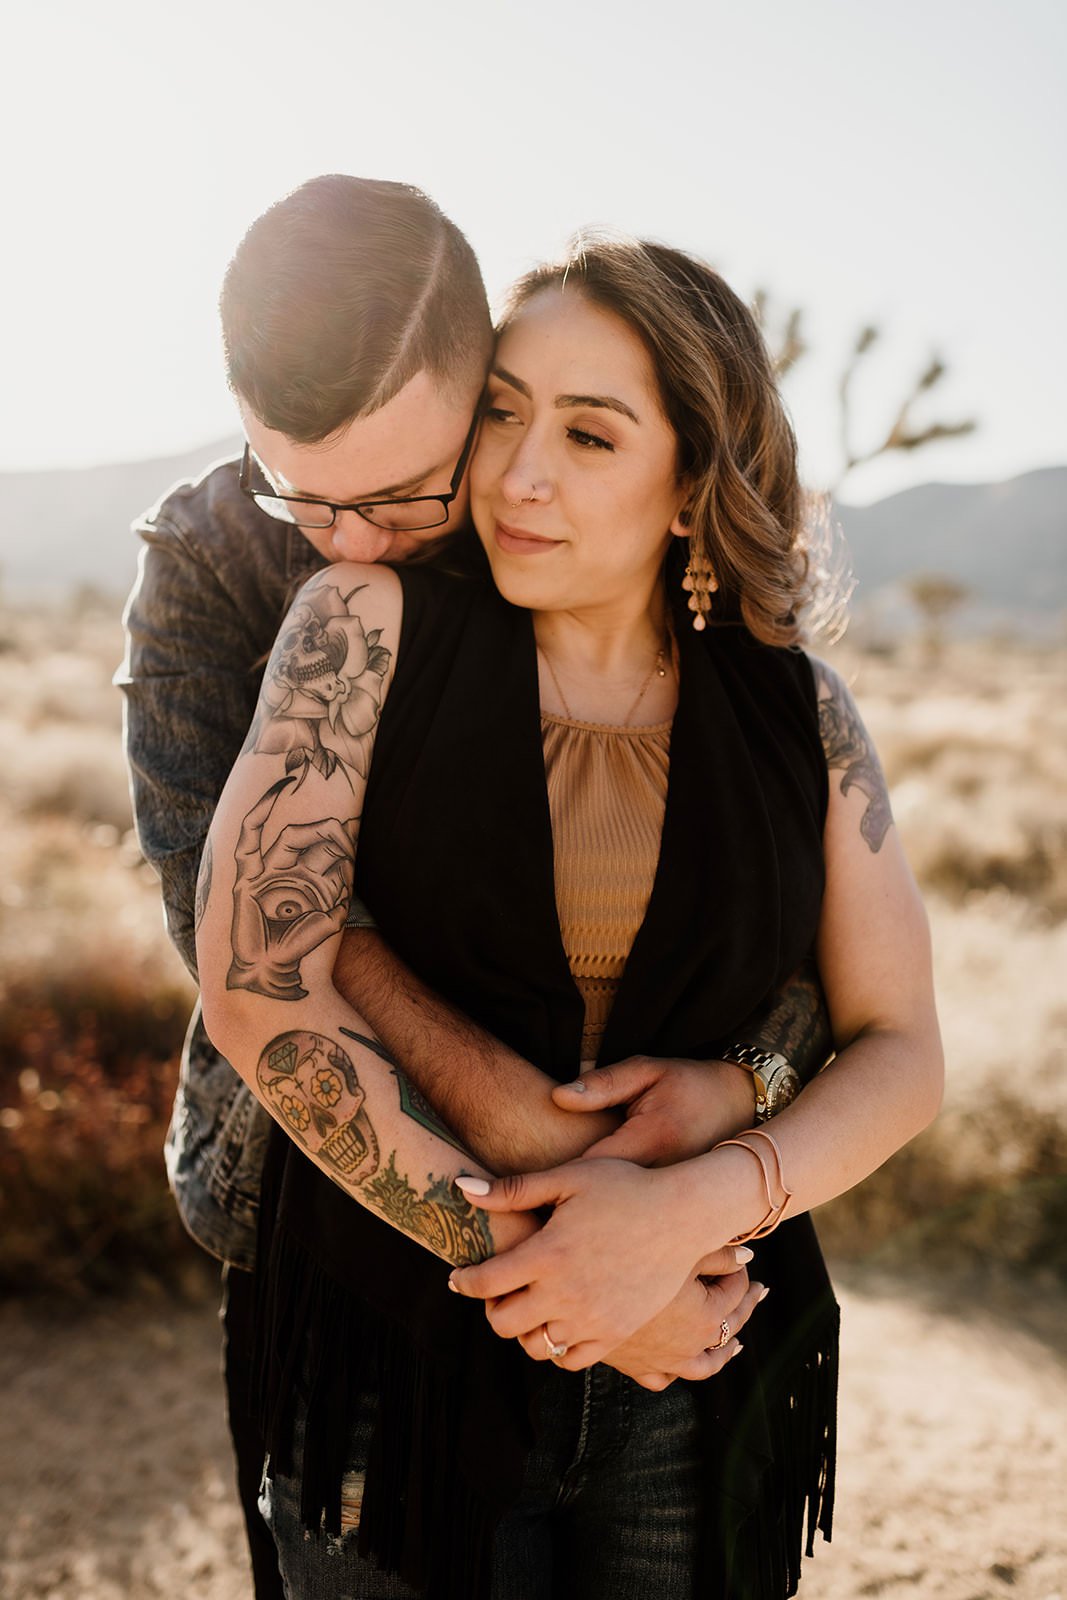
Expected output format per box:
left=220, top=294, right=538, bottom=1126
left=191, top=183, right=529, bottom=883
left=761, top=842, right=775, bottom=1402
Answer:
left=221, top=174, right=493, bottom=443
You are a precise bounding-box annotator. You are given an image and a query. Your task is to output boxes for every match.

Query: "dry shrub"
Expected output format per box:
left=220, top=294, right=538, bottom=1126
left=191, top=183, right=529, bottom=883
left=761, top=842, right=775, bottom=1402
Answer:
left=0, top=641, right=202, bottom=1295
left=0, top=718, right=133, bottom=830
left=825, top=641, right=1067, bottom=921
left=0, top=604, right=124, bottom=730
left=2, top=609, right=1063, bottom=1298
left=0, top=974, right=201, bottom=1297
left=815, top=1086, right=1067, bottom=1282
left=891, top=742, right=1067, bottom=915
left=0, top=604, right=132, bottom=830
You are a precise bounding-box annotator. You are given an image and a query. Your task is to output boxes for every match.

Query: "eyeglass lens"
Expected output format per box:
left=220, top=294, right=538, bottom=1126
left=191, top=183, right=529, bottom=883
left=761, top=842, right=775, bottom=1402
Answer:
left=249, top=491, right=450, bottom=532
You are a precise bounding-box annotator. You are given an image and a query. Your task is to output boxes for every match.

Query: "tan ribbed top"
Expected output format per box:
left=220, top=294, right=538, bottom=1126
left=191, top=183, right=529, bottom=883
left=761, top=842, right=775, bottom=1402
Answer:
left=542, top=712, right=671, bottom=1064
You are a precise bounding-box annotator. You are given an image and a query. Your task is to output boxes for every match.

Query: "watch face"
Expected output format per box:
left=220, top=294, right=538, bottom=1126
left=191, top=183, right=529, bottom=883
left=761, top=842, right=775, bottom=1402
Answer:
left=768, top=1067, right=800, bottom=1112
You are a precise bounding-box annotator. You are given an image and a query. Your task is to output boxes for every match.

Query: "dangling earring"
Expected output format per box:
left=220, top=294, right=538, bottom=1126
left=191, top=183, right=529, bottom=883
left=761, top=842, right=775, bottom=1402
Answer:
left=682, top=553, right=719, bottom=632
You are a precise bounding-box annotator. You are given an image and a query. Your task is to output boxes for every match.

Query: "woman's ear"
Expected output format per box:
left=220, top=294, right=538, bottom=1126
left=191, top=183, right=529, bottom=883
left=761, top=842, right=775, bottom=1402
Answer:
left=669, top=502, right=693, bottom=540
left=669, top=472, right=696, bottom=539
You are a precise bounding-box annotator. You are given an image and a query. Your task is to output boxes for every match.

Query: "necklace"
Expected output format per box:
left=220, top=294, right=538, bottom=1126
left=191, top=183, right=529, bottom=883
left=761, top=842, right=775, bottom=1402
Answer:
left=538, top=633, right=673, bottom=726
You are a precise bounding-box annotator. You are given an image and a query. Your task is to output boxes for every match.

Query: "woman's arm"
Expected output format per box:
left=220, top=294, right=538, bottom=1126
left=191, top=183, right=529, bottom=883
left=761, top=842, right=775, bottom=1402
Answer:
left=196, top=564, right=535, bottom=1266
left=449, top=657, right=943, bottom=1359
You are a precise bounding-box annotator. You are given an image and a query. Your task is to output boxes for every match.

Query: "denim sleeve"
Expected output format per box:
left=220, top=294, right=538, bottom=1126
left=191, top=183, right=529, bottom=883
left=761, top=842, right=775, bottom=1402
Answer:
left=117, top=518, right=262, bottom=981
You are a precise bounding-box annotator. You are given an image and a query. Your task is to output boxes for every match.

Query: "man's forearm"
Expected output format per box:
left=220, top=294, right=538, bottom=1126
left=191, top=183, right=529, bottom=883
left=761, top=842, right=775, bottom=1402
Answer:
left=333, top=931, right=619, bottom=1174
left=731, top=956, right=834, bottom=1081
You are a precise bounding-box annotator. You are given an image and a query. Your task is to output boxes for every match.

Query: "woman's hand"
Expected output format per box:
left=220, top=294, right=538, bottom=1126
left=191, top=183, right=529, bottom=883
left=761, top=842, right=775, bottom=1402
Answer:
left=602, top=1259, right=764, bottom=1389
left=551, top=1057, right=757, bottom=1166
left=449, top=1159, right=712, bottom=1368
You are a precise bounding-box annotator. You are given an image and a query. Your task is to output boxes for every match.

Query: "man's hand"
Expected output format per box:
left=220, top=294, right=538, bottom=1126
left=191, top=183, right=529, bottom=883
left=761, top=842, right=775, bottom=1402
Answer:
left=551, top=1057, right=757, bottom=1166
left=603, top=1258, right=765, bottom=1389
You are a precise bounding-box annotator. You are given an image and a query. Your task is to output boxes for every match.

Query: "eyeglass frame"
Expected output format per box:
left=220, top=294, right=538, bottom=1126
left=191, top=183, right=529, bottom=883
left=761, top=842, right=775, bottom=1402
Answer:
left=238, top=404, right=482, bottom=532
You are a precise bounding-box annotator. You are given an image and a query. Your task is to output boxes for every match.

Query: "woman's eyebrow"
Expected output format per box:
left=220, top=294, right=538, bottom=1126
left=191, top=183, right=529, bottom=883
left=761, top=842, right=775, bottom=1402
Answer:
left=492, top=365, right=532, bottom=398
left=555, top=393, right=640, bottom=424
left=491, top=367, right=640, bottom=424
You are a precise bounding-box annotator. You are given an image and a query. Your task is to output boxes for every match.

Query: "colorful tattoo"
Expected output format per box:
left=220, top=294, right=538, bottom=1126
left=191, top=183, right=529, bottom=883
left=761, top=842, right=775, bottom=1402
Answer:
left=258, top=1030, right=380, bottom=1184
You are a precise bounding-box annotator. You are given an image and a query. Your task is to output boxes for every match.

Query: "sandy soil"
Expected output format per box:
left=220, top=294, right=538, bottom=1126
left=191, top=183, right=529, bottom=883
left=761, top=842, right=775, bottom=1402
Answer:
left=2, top=1271, right=1064, bottom=1600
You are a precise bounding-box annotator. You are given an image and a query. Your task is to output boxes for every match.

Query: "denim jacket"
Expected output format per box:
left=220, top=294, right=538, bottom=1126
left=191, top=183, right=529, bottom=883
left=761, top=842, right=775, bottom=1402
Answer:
left=118, top=457, right=332, bottom=1269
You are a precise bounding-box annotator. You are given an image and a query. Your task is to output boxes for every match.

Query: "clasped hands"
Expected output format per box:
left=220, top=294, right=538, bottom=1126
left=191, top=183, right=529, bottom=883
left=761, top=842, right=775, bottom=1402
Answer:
left=450, top=1056, right=766, bottom=1389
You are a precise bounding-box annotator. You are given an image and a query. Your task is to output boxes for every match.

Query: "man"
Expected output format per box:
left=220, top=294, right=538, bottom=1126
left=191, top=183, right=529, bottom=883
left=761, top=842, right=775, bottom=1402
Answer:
left=119, top=174, right=831, bottom=1596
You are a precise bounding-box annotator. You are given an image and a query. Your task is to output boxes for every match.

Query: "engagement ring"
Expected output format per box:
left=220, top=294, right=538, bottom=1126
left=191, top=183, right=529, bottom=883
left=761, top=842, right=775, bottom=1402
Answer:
left=542, top=1327, right=569, bottom=1360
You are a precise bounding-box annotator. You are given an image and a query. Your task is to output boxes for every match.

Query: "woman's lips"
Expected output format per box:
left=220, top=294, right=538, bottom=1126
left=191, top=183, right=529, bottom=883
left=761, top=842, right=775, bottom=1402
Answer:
left=494, top=520, right=563, bottom=556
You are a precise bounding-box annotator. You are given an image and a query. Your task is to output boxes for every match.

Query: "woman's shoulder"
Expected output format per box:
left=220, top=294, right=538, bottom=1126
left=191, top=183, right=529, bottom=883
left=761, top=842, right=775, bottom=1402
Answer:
left=289, top=559, right=403, bottom=622
left=701, top=621, right=820, bottom=705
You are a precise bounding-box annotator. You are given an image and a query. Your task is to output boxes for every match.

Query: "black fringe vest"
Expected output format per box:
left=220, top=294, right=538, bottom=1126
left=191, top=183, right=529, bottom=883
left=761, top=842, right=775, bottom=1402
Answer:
left=256, top=550, right=838, bottom=1599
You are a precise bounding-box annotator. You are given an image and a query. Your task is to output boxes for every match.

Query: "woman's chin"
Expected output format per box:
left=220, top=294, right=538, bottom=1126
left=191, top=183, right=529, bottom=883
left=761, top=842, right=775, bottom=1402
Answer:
left=479, top=545, right=557, bottom=612
left=491, top=570, right=554, bottom=612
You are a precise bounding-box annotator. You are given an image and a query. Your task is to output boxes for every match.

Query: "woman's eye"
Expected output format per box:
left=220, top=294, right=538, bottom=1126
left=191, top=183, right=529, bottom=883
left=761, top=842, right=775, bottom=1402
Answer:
left=484, top=405, right=518, bottom=424
left=568, top=427, right=614, bottom=452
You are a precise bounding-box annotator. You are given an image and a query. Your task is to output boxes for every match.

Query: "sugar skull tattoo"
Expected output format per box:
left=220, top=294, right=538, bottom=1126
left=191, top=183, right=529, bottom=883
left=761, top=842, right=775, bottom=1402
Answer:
left=258, top=1030, right=380, bottom=1185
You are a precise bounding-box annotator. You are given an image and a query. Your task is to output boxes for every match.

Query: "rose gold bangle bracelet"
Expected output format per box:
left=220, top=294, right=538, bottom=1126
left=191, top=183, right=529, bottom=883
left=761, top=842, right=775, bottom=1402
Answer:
left=713, top=1127, right=794, bottom=1244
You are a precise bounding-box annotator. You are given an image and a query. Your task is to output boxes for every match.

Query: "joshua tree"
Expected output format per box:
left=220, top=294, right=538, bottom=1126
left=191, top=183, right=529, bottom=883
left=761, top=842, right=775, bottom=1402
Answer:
left=752, top=295, right=978, bottom=498
left=906, top=572, right=971, bottom=663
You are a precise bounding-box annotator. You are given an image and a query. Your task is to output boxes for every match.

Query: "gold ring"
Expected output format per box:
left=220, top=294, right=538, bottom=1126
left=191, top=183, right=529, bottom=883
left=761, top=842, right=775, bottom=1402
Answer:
left=713, top=1319, right=731, bottom=1350
left=543, top=1326, right=569, bottom=1360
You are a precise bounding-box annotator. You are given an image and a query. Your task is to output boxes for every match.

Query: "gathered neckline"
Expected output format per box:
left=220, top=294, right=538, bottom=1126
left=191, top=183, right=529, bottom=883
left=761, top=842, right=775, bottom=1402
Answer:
left=540, top=711, right=674, bottom=736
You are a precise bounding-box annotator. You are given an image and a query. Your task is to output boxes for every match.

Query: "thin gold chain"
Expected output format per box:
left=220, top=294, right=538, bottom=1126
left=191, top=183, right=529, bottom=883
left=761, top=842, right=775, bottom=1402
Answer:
left=538, top=635, right=672, bottom=726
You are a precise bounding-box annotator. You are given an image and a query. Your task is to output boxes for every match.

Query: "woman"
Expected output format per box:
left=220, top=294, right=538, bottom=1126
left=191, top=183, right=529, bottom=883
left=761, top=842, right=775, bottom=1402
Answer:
left=196, top=236, right=942, bottom=1599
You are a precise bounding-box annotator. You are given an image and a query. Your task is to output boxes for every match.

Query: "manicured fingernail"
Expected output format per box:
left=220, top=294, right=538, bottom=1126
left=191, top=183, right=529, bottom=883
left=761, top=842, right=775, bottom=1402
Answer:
left=567, top=1078, right=587, bottom=1092
left=447, top=1274, right=460, bottom=1293
left=734, top=1246, right=755, bottom=1266
left=729, top=1342, right=743, bottom=1359
left=757, top=1284, right=770, bottom=1303
left=454, top=1175, right=491, bottom=1196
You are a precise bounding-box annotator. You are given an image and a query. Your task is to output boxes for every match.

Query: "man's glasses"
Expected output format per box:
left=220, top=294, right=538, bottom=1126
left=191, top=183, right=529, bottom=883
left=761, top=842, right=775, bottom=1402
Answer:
left=239, top=407, right=480, bottom=533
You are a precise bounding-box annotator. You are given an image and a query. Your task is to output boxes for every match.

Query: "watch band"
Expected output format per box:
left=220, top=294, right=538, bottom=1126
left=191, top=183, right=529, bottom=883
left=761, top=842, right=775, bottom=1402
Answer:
left=717, top=1044, right=799, bottom=1123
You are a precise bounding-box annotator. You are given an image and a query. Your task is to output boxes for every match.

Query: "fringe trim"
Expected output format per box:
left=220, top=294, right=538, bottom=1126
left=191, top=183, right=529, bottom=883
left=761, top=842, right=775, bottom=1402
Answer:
left=255, top=1218, right=499, bottom=1600
left=254, top=1144, right=840, bottom=1600
left=710, top=1294, right=840, bottom=1600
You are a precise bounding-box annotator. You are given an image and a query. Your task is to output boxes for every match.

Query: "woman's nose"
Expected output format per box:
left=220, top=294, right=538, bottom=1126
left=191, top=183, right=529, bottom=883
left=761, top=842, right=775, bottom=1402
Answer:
left=499, top=438, right=551, bottom=507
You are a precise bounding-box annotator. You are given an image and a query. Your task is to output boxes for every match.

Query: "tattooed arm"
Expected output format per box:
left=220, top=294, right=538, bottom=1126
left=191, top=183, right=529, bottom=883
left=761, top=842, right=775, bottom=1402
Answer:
left=811, top=656, right=894, bottom=852
left=196, top=564, right=536, bottom=1267
left=732, top=955, right=833, bottom=1073
left=332, top=931, right=621, bottom=1175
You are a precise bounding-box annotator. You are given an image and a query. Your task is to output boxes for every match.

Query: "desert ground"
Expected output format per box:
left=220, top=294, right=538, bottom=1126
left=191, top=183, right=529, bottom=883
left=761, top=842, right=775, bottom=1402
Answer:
left=2, top=1267, right=1064, bottom=1600
left=1, top=597, right=1064, bottom=1598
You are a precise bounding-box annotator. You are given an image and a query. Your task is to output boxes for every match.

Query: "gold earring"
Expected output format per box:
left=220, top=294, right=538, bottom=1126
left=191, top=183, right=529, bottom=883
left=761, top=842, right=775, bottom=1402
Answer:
left=682, top=555, right=719, bottom=632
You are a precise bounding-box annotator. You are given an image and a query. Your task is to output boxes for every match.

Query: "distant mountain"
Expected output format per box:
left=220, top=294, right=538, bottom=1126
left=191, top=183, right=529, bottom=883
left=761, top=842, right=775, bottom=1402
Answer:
left=0, top=437, right=242, bottom=600
left=833, top=465, right=1066, bottom=634
left=0, top=443, right=1063, bottom=634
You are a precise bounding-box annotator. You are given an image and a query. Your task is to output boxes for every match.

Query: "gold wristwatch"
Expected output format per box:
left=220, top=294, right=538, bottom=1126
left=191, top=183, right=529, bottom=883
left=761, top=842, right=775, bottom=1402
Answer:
left=719, top=1044, right=800, bottom=1123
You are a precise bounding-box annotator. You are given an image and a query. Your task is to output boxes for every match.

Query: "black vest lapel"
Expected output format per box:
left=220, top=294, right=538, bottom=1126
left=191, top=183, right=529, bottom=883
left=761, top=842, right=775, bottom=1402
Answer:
left=360, top=565, right=825, bottom=1081
left=358, top=580, right=584, bottom=1077
left=599, top=618, right=783, bottom=1063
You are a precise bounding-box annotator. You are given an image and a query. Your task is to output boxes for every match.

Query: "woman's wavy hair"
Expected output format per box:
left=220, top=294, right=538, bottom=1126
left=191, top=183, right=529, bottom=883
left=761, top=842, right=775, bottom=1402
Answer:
left=500, top=234, right=832, bottom=646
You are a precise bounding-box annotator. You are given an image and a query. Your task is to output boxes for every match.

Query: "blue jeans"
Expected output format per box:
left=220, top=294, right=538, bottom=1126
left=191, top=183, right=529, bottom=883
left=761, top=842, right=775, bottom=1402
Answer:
left=260, top=1361, right=705, bottom=1599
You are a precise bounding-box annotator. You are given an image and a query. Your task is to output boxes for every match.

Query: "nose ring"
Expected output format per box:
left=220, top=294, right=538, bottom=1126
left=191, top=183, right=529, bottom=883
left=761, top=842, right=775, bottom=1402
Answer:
left=506, top=487, right=536, bottom=509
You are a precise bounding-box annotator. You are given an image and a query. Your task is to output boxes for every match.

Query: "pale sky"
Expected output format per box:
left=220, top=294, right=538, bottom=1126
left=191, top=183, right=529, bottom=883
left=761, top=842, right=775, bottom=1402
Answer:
left=2, top=0, right=1064, bottom=503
